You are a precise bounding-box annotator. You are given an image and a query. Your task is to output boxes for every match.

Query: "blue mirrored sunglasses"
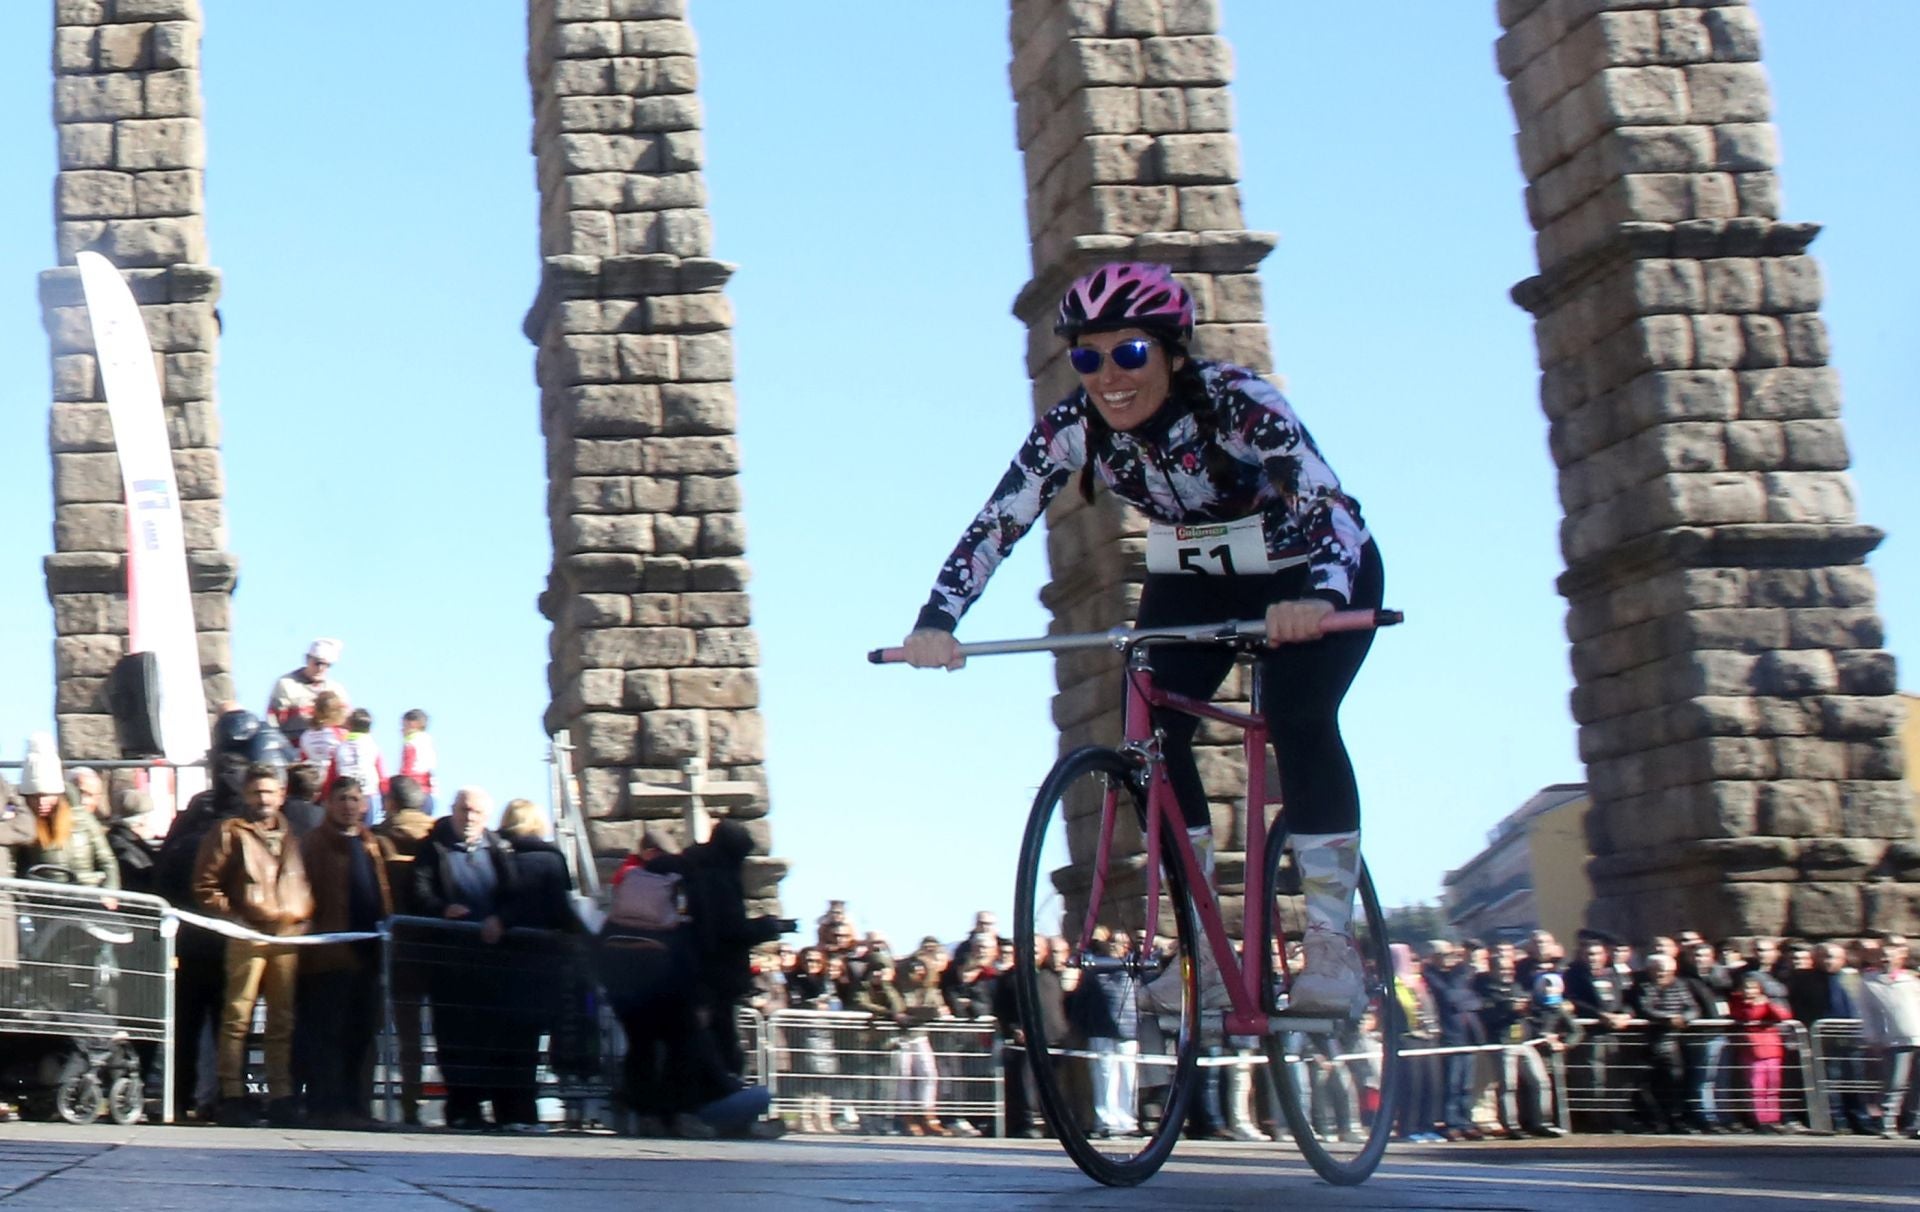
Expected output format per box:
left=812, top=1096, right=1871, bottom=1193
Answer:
left=1069, top=338, right=1154, bottom=375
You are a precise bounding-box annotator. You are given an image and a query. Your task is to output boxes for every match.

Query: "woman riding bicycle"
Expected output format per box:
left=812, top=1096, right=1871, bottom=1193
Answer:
left=899, top=261, right=1384, bottom=1015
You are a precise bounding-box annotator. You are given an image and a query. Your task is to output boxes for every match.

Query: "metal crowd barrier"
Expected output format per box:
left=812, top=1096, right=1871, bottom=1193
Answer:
left=0, top=878, right=173, bottom=1124
left=763, top=1009, right=1001, bottom=1132
left=1804, top=1018, right=1881, bottom=1134
left=377, top=915, right=605, bottom=1127
left=1560, top=1017, right=1820, bottom=1131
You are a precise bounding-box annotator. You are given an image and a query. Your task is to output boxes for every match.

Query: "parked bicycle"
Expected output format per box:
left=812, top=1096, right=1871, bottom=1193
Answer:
left=873, top=609, right=1403, bottom=1185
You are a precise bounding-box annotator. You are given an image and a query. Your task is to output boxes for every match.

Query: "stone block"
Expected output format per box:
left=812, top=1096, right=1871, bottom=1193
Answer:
left=1861, top=885, right=1920, bottom=938
left=1837, top=781, right=1914, bottom=839
left=1819, top=695, right=1905, bottom=740
left=557, top=334, right=619, bottom=384
left=56, top=74, right=145, bottom=122
left=1686, top=62, right=1770, bottom=125
left=557, top=96, right=633, bottom=132
left=640, top=555, right=691, bottom=591
left=1756, top=781, right=1839, bottom=837
left=692, top=627, right=757, bottom=667
left=708, top=710, right=765, bottom=765
left=699, top=513, right=746, bottom=557
left=143, top=69, right=200, bottom=118
left=564, top=384, right=663, bottom=436
left=645, top=436, right=738, bottom=475
left=621, top=19, right=696, bottom=56
left=1738, top=315, right=1786, bottom=368
left=676, top=332, right=732, bottom=382
left=611, top=212, right=658, bottom=254
left=59, top=124, right=114, bottom=170
left=133, top=169, right=202, bottom=217
left=659, top=384, right=736, bottom=435
left=1760, top=256, right=1821, bottom=312
left=623, top=172, right=705, bottom=210
left=1834, top=649, right=1896, bottom=696
left=680, top=592, right=749, bottom=626
left=1738, top=367, right=1839, bottom=420
left=1761, top=471, right=1854, bottom=524
left=656, top=210, right=711, bottom=256
left=55, top=634, right=125, bottom=678
left=1752, top=649, right=1836, bottom=696
left=626, top=476, right=679, bottom=511
left=1822, top=567, right=1879, bottom=609
left=1142, top=35, right=1230, bottom=86
left=651, top=515, right=698, bottom=554
left=1722, top=419, right=1783, bottom=470
left=56, top=503, right=127, bottom=552
left=622, top=669, right=669, bottom=709
left=689, top=558, right=750, bottom=591
left=642, top=294, right=730, bottom=332
left=1849, top=736, right=1906, bottom=781
left=151, top=21, right=198, bottom=69
left=581, top=626, right=694, bottom=669
left=114, top=117, right=205, bottom=170
left=1778, top=419, right=1847, bottom=470
left=573, top=712, right=642, bottom=765
left=1787, top=882, right=1862, bottom=939
left=611, top=0, right=687, bottom=17
left=1702, top=258, right=1761, bottom=313
left=640, top=709, right=706, bottom=761
left=613, top=334, right=675, bottom=382
left=57, top=171, right=135, bottom=219
left=668, top=668, right=758, bottom=709
left=632, top=95, right=699, bottom=131
left=1783, top=315, right=1830, bottom=367
left=1597, top=64, right=1688, bottom=127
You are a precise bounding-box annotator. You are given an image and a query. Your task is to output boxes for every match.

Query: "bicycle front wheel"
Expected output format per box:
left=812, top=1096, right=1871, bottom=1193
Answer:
left=1013, top=746, right=1199, bottom=1187
left=1264, top=828, right=1399, bottom=1185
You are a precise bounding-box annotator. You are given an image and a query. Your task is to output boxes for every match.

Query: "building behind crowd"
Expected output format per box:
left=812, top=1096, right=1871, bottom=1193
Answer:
left=1441, top=784, right=1592, bottom=945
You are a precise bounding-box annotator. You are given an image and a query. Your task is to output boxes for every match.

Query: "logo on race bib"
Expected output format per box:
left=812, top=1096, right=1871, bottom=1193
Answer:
left=1173, top=523, right=1230, bottom=542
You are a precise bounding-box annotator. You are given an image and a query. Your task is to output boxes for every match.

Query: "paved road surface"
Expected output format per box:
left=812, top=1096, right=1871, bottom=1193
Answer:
left=0, top=1125, right=1912, bottom=1210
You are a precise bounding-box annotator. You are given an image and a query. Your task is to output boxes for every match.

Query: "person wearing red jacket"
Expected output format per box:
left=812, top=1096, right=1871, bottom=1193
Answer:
left=1730, top=973, right=1792, bottom=1131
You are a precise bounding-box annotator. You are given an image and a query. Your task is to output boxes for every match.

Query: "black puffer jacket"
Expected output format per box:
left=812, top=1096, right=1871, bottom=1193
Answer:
left=503, top=833, right=580, bottom=932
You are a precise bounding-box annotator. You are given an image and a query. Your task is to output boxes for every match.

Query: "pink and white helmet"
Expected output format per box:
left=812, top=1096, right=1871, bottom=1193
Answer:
left=1054, top=262, right=1195, bottom=341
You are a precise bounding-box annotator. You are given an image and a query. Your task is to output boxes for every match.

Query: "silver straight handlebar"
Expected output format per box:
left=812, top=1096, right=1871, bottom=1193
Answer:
left=867, top=608, right=1403, bottom=664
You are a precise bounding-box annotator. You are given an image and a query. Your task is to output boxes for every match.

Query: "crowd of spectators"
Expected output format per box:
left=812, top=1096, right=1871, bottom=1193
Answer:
left=1387, top=928, right=1920, bottom=1143
left=0, top=636, right=1913, bottom=1144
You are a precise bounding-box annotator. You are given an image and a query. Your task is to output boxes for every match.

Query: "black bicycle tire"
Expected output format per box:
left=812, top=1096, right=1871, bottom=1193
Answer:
left=1264, top=833, right=1399, bottom=1186
left=1013, top=746, right=1200, bottom=1187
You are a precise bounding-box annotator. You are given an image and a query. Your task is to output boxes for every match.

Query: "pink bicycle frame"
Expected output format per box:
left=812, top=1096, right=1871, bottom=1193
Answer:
left=1074, top=611, right=1388, bottom=1035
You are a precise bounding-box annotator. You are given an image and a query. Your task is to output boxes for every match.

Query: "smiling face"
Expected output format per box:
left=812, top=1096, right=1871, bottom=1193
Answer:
left=1072, top=327, right=1183, bottom=431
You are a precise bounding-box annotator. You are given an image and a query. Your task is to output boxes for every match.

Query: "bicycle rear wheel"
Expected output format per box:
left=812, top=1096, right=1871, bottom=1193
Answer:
left=1263, top=829, right=1399, bottom=1185
left=1013, top=746, right=1199, bottom=1187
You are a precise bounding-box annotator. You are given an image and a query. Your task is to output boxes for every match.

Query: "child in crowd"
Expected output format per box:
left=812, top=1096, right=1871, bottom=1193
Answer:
left=329, top=708, right=389, bottom=818
left=1730, top=972, right=1791, bottom=1131
left=299, top=691, right=348, bottom=772
left=398, top=709, right=437, bottom=814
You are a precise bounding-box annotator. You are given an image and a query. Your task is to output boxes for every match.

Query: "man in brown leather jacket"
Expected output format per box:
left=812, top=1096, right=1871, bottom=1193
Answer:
left=192, top=762, right=314, bottom=1126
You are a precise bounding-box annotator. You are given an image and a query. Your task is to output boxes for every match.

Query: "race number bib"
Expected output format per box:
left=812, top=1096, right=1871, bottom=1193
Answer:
left=1145, top=515, right=1285, bottom=576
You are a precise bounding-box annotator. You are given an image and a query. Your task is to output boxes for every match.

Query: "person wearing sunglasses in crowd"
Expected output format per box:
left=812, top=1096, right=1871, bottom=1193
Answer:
left=898, top=262, right=1383, bottom=1015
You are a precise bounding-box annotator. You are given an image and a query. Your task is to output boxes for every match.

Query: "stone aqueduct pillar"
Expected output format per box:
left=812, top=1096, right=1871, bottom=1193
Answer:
left=1009, top=0, right=1280, bottom=927
left=41, top=0, right=238, bottom=761
left=523, top=0, right=781, bottom=904
left=1497, top=0, right=1914, bottom=940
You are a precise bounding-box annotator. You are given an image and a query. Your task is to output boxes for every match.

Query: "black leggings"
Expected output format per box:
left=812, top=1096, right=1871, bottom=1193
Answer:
left=1136, top=540, right=1384, bottom=836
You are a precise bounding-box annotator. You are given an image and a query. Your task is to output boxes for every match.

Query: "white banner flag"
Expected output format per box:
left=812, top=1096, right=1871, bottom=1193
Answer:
left=76, top=252, right=211, bottom=814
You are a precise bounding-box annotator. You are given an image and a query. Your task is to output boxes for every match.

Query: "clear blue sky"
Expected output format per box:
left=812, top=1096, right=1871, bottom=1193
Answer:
left=0, top=3, right=1912, bottom=949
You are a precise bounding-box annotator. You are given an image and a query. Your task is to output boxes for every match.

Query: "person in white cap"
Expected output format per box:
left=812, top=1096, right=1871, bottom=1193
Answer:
left=16, top=733, right=120, bottom=895
left=265, top=638, right=349, bottom=739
